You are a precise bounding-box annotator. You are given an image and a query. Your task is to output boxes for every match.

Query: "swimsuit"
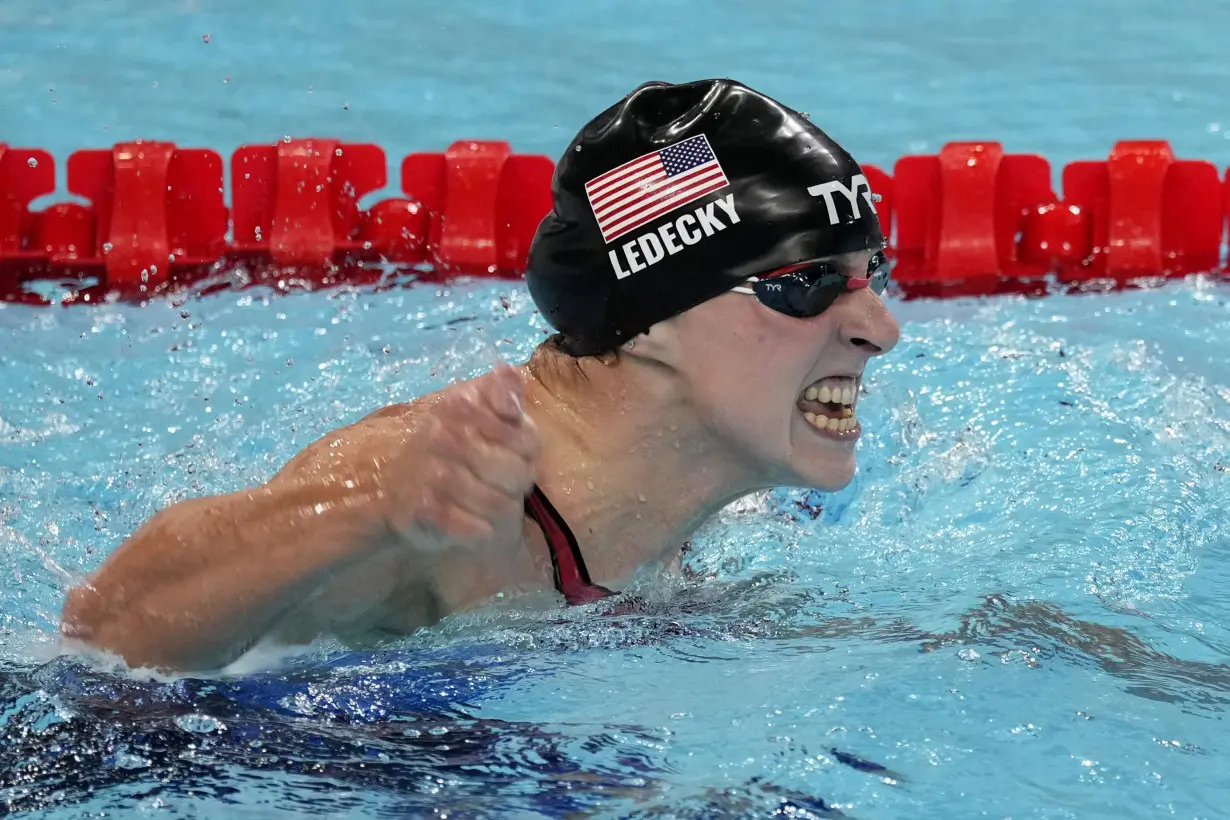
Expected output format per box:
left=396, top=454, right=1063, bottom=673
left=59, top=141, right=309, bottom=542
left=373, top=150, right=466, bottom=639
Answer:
left=523, top=485, right=615, bottom=606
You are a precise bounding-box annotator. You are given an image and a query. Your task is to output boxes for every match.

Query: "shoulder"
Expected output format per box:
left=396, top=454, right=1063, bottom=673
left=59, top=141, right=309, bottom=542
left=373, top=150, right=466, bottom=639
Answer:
left=266, top=397, right=425, bottom=487
left=265, top=378, right=481, bottom=486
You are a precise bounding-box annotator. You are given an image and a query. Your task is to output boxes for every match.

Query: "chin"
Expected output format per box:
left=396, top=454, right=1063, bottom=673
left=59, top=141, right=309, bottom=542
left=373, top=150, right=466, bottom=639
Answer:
left=781, top=424, right=858, bottom=490
left=808, top=469, right=856, bottom=493
left=779, top=454, right=856, bottom=493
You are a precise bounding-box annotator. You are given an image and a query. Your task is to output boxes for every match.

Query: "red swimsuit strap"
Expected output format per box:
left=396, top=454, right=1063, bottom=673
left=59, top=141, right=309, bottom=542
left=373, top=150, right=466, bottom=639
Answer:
left=524, top=485, right=614, bottom=606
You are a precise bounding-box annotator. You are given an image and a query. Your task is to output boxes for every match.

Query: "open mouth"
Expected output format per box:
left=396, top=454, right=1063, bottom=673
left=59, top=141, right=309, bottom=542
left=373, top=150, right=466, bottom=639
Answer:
left=796, top=376, right=860, bottom=437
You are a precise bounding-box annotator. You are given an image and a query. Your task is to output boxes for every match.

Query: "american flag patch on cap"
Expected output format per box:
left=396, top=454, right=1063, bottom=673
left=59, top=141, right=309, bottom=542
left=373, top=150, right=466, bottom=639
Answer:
left=584, top=134, right=730, bottom=244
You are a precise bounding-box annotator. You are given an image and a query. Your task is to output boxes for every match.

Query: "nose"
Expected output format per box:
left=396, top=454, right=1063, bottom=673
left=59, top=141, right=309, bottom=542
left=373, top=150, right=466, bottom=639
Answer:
left=839, top=286, right=900, bottom=357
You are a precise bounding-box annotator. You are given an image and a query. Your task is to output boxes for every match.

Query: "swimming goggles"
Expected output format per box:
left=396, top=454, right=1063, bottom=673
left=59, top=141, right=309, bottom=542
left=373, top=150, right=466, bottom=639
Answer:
left=730, top=251, right=891, bottom=319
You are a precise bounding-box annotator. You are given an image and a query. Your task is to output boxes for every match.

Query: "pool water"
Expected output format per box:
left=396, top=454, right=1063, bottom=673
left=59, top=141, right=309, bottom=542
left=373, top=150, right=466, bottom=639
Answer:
left=3, top=0, right=1230, bottom=817
left=4, top=275, right=1229, bottom=817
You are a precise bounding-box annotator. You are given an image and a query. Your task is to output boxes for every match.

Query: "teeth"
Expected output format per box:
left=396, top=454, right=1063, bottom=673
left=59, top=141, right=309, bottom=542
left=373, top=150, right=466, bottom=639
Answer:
left=800, top=380, right=857, bottom=406
left=803, top=411, right=858, bottom=433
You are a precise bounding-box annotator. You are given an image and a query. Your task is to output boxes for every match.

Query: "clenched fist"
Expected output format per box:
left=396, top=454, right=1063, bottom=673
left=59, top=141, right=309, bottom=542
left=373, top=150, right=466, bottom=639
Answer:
left=385, top=363, right=541, bottom=552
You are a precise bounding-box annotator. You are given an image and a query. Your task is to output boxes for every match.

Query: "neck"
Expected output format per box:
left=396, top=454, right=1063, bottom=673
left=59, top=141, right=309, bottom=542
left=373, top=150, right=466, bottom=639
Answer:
left=519, top=345, right=763, bottom=585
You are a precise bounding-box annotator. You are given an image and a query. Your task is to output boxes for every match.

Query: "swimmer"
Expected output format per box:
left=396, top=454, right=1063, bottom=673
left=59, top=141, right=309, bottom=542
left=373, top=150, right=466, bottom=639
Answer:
left=60, top=78, right=900, bottom=673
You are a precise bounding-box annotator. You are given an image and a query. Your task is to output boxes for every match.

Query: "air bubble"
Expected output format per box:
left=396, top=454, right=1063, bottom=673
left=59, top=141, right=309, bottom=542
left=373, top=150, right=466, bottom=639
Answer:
left=27, top=157, right=38, bottom=168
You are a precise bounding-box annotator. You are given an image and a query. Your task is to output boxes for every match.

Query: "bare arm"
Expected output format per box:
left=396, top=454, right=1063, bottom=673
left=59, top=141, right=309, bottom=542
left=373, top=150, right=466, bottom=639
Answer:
left=60, top=364, right=541, bottom=674
left=59, top=409, right=417, bottom=673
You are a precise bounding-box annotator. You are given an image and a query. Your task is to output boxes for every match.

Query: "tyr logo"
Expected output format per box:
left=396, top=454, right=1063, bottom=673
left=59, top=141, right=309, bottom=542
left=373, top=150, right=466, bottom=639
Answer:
left=807, top=173, right=877, bottom=226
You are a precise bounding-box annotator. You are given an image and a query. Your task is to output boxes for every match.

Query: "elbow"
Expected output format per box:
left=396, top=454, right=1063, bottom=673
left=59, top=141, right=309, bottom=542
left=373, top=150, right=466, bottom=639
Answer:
left=58, top=580, right=162, bottom=671
left=60, top=580, right=104, bottom=646
left=59, top=578, right=240, bottom=675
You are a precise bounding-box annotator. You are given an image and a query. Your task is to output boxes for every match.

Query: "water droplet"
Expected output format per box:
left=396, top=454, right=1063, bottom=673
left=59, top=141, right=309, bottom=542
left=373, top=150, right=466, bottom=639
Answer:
left=174, top=713, right=226, bottom=733
left=102, top=242, right=114, bottom=253
left=114, top=750, right=151, bottom=769
left=343, top=102, right=350, bottom=111
left=586, top=479, right=596, bottom=490
left=307, top=86, right=314, bottom=94
left=27, top=157, right=37, bottom=168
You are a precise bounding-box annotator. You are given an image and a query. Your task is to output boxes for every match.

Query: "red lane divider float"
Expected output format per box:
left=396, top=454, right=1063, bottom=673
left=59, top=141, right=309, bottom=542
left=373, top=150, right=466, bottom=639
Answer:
left=0, top=137, right=1225, bottom=305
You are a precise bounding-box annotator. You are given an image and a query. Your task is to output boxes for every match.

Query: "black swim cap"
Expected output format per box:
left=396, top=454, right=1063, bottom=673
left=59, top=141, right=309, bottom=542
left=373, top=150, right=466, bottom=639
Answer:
left=524, top=78, right=886, bottom=356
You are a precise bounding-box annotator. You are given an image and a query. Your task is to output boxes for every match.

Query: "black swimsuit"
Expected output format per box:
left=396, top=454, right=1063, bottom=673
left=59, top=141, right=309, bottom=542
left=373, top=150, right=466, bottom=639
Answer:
left=524, top=485, right=615, bottom=605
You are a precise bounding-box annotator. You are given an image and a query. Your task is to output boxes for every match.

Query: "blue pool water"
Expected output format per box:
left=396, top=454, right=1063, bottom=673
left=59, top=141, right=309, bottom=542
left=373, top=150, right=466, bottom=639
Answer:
left=3, top=0, right=1230, bottom=817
